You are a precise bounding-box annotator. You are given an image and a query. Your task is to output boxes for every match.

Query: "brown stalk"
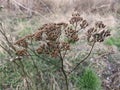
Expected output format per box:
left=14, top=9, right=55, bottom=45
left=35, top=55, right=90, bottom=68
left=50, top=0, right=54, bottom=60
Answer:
left=58, top=48, right=69, bottom=90
left=69, top=41, right=96, bottom=74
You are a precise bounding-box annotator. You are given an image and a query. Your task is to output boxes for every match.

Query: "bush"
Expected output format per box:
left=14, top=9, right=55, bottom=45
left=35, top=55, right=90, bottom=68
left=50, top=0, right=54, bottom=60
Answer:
left=78, top=68, right=102, bottom=90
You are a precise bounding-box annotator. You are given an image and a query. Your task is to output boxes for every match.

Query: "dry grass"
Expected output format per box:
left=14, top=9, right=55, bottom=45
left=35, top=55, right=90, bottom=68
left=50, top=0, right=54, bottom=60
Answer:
left=1, top=0, right=120, bottom=15
left=0, top=0, right=120, bottom=90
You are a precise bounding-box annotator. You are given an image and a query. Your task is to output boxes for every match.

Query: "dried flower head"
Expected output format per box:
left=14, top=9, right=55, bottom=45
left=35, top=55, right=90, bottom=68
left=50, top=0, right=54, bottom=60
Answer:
left=16, top=49, right=28, bottom=56
left=70, top=12, right=83, bottom=25
left=65, top=27, right=79, bottom=43
left=80, top=20, right=89, bottom=29
left=34, top=30, right=44, bottom=41
left=36, top=47, right=43, bottom=54
left=95, top=21, right=106, bottom=28
left=50, top=49, right=59, bottom=58
left=14, top=13, right=111, bottom=61
left=14, top=38, right=28, bottom=48
left=87, top=22, right=111, bottom=43
left=70, top=16, right=83, bottom=25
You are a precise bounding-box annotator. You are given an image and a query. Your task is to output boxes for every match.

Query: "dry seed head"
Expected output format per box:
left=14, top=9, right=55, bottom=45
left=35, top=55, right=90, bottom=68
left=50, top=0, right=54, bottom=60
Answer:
left=72, top=34, right=79, bottom=41
left=70, top=16, right=83, bottom=25
left=51, top=49, right=59, bottom=58
left=34, top=30, right=44, bottom=41
left=70, top=12, right=83, bottom=25
left=36, top=47, right=43, bottom=54
left=14, top=13, right=111, bottom=60
left=80, top=20, right=88, bottom=29
left=14, top=38, right=28, bottom=48
left=65, top=27, right=79, bottom=43
left=95, top=21, right=106, bottom=28
left=16, top=49, right=28, bottom=56
left=87, top=21, right=111, bottom=43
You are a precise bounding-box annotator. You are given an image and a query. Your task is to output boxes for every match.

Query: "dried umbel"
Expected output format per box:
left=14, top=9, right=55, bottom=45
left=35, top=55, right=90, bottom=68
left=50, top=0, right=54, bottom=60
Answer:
left=14, top=14, right=110, bottom=59
left=87, top=21, right=111, bottom=43
left=65, top=12, right=89, bottom=43
left=36, top=41, right=70, bottom=58
left=69, top=12, right=83, bottom=25
left=95, top=21, right=106, bottom=28
left=34, top=30, right=44, bottom=41
left=46, top=25, right=61, bottom=41
left=50, top=49, right=59, bottom=58
left=14, top=38, right=28, bottom=48
left=16, top=49, right=28, bottom=56
left=48, top=42, right=70, bottom=57
left=80, top=20, right=88, bottom=29
left=69, top=12, right=89, bottom=30
left=65, top=27, right=79, bottom=43
left=37, top=23, right=64, bottom=42
left=93, top=30, right=111, bottom=42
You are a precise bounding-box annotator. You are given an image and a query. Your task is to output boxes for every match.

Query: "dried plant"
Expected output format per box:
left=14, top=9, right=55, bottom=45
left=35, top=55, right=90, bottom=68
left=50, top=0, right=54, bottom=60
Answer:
left=0, top=12, right=111, bottom=90
left=87, top=21, right=110, bottom=43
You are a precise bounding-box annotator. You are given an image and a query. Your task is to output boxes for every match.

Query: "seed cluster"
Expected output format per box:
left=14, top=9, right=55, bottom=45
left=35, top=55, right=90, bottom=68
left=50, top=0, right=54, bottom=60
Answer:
left=14, top=13, right=111, bottom=58
left=65, top=27, right=79, bottom=43
left=69, top=12, right=88, bottom=29
left=15, top=49, right=28, bottom=56
left=14, top=38, right=28, bottom=48
left=80, top=20, right=88, bottom=29
left=65, top=13, right=88, bottom=43
left=14, top=22, right=70, bottom=57
left=87, top=21, right=111, bottom=43
left=70, top=13, right=83, bottom=25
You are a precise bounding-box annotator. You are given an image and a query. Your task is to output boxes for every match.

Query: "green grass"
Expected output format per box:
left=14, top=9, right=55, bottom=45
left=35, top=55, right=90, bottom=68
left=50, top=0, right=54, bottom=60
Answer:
left=105, top=37, right=120, bottom=47
left=0, top=54, right=62, bottom=89
left=105, top=26, right=120, bottom=50
left=77, top=68, right=102, bottom=90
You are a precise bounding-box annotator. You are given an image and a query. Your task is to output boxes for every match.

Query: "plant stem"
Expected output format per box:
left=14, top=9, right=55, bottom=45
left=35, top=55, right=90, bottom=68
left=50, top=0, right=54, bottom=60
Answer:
left=59, top=50, right=69, bottom=90
left=61, top=62, right=69, bottom=90
left=69, top=41, right=96, bottom=74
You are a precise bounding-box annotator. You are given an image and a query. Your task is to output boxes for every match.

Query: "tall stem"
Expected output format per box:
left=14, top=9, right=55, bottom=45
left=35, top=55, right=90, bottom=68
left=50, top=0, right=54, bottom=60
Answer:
left=59, top=50, right=69, bottom=90
left=69, top=41, right=96, bottom=74
left=61, top=60, right=69, bottom=90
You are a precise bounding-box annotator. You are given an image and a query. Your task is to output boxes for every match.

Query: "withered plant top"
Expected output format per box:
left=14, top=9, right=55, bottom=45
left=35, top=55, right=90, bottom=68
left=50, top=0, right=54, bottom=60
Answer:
left=14, top=12, right=110, bottom=58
